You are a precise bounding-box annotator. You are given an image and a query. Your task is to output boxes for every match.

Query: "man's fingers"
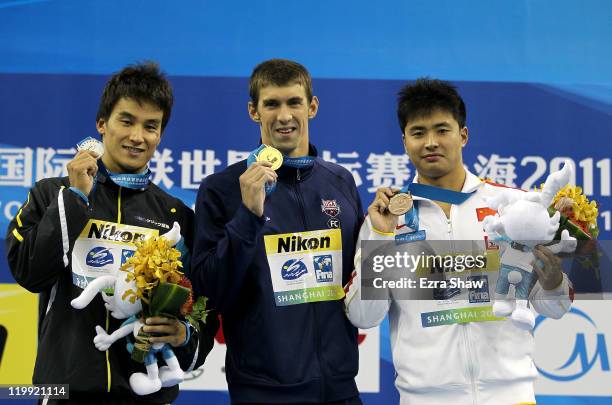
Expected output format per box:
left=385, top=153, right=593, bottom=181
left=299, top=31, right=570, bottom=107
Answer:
left=145, top=316, right=173, bottom=325
left=251, top=167, right=278, bottom=185
left=382, top=188, right=397, bottom=198
left=375, top=187, right=397, bottom=200
left=369, top=198, right=388, bottom=214
left=375, top=192, right=390, bottom=206
left=533, top=247, right=557, bottom=271
left=144, top=318, right=185, bottom=346
left=532, top=249, right=550, bottom=273
left=249, top=168, right=276, bottom=187
left=69, top=152, right=98, bottom=172
left=73, top=150, right=100, bottom=162
left=143, top=317, right=178, bottom=334
left=80, top=150, right=100, bottom=160
left=143, top=324, right=175, bottom=335
left=532, top=259, right=545, bottom=279
left=255, top=161, right=273, bottom=168
left=242, top=164, right=277, bottom=184
left=245, top=161, right=273, bottom=175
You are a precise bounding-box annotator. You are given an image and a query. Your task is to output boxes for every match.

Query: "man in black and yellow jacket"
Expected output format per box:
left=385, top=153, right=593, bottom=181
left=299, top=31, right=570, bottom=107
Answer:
left=5, top=62, right=217, bottom=404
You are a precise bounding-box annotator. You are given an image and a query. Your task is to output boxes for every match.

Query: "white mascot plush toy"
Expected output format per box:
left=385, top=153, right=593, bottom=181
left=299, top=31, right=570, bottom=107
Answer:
left=70, top=223, right=185, bottom=396
left=482, top=162, right=577, bottom=330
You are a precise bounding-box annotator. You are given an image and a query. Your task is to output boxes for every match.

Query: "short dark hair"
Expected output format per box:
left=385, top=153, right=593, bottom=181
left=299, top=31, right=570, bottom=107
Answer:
left=397, top=78, right=466, bottom=132
left=96, top=62, right=174, bottom=131
left=249, top=59, right=313, bottom=107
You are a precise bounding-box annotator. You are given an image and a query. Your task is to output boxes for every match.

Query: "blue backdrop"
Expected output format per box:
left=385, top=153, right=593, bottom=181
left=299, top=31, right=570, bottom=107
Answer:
left=0, top=1, right=611, bottom=404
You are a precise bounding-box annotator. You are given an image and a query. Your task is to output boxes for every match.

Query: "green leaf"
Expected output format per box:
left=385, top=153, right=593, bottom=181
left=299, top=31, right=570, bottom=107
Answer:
left=186, top=296, right=209, bottom=331
left=150, top=283, right=190, bottom=317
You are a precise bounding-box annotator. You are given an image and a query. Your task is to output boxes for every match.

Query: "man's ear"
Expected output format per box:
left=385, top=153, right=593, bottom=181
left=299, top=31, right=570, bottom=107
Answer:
left=96, top=118, right=106, bottom=137
left=308, top=96, right=319, bottom=119
left=461, top=126, right=468, bottom=147
left=248, top=101, right=261, bottom=123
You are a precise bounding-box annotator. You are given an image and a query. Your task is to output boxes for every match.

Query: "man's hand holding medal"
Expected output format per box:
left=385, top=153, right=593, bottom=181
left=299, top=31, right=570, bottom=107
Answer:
left=240, top=145, right=282, bottom=217
left=368, top=188, right=413, bottom=234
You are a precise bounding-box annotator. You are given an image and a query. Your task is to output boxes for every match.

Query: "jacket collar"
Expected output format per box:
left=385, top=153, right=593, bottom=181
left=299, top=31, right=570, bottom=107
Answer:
left=276, top=143, right=318, bottom=183
left=96, top=160, right=152, bottom=191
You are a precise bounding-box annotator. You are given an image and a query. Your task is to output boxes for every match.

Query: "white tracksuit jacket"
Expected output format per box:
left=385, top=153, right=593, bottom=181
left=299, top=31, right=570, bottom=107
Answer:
left=346, top=170, right=572, bottom=405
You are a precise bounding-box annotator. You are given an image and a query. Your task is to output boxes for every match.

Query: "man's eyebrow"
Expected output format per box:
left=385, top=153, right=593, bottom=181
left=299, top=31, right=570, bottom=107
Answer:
left=262, top=98, right=279, bottom=105
left=117, top=111, right=136, bottom=119
left=408, top=124, right=427, bottom=132
left=408, top=122, right=452, bottom=131
left=433, top=121, right=452, bottom=128
left=144, top=118, right=162, bottom=125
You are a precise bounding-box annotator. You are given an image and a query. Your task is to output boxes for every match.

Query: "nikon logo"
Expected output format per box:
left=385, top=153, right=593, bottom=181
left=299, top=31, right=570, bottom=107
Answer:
left=87, top=223, right=146, bottom=243
left=277, top=235, right=330, bottom=253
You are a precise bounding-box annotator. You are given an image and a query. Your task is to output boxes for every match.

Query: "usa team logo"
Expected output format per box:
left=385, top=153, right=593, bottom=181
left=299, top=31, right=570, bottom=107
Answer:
left=313, top=255, right=333, bottom=282
left=321, top=199, right=340, bottom=217
left=86, top=247, right=114, bottom=267
left=281, top=258, right=308, bottom=281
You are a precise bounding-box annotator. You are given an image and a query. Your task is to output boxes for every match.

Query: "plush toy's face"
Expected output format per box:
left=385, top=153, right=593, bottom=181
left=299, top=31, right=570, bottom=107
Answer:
left=500, top=199, right=559, bottom=247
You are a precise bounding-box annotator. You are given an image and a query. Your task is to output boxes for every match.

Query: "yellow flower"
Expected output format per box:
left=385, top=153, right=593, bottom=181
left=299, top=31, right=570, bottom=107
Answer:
left=120, top=234, right=184, bottom=304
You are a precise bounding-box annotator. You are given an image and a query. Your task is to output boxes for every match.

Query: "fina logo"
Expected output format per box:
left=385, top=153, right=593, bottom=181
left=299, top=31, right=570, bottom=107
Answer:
left=314, top=255, right=333, bottom=282
left=281, top=258, right=308, bottom=281
left=86, top=247, right=114, bottom=267
left=534, top=307, right=610, bottom=381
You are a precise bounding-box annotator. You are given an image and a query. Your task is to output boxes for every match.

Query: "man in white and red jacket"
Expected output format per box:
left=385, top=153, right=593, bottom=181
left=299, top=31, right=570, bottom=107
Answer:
left=345, top=78, right=573, bottom=405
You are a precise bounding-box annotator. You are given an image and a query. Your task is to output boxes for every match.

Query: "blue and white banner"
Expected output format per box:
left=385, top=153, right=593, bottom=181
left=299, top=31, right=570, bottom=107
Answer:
left=1, top=1, right=611, bottom=404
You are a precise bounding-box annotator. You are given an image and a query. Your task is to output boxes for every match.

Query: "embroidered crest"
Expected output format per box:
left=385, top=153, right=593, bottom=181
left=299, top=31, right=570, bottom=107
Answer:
left=321, top=199, right=340, bottom=217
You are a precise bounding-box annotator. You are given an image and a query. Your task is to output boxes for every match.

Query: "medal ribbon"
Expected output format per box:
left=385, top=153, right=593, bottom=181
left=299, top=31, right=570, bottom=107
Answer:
left=400, top=183, right=476, bottom=231
left=101, top=163, right=152, bottom=190
left=247, top=145, right=315, bottom=195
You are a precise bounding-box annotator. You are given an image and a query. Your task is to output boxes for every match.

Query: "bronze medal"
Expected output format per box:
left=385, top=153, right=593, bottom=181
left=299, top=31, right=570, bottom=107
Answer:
left=388, top=192, right=413, bottom=216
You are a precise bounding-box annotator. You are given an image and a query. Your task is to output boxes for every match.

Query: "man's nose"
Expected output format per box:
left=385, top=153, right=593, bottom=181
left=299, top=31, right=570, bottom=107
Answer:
left=425, top=131, right=438, bottom=149
left=128, top=125, right=145, bottom=143
left=278, top=104, right=292, bottom=123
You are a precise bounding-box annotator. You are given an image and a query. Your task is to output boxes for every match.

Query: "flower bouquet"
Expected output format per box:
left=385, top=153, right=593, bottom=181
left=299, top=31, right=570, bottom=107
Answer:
left=120, top=230, right=207, bottom=363
left=549, top=184, right=599, bottom=242
left=548, top=184, right=600, bottom=280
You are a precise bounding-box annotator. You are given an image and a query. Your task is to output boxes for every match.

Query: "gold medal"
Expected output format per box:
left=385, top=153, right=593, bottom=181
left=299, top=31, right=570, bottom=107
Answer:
left=256, top=146, right=283, bottom=170
left=388, top=192, right=413, bottom=216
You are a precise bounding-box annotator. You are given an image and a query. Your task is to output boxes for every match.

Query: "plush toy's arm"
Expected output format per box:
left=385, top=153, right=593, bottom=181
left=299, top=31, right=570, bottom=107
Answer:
left=482, top=215, right=504, bottom=238
left=70, top=275, right=116, bottom=309
left=539, top=161, right=573, bottom=207
left=162, top=222, right=182, bottom=246
left=546, top=229, right=578, bottom=255
left=93, top=323, right=134, bottom=352
left=485, top=189, right=521, bottom=211
left=100, top=292, right=131, bottom=319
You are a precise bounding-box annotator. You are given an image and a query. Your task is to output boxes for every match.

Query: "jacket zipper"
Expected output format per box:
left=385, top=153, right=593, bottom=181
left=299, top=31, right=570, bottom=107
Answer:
left=105, top=186, right=123, bottom=393
left=292, top=170, right=325, bottom=401
left=464, top=324, right=478, bottom=404
left=105, top=311, right=112, bottom=393
left=447, top=206, right=478, bottom=404
left=430, top=203, right=478, bottom=402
